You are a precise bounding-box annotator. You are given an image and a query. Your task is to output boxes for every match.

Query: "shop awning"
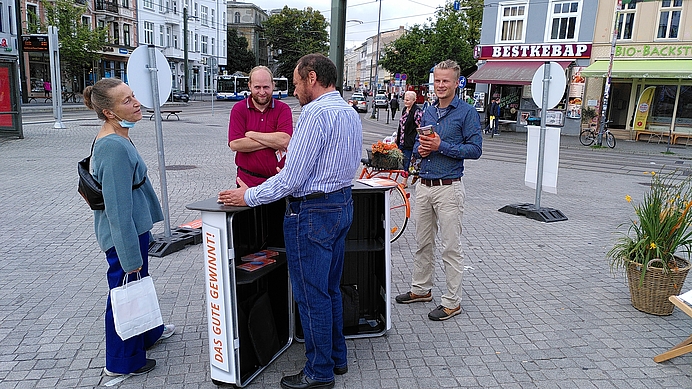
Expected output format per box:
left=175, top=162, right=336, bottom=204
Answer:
left=580, top=60, right=692, bottom=79
left=468, top=61, right=572, bottom=85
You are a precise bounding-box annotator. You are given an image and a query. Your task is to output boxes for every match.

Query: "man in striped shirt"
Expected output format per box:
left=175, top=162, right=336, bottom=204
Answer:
left=218, top=53, right=362, bottom=389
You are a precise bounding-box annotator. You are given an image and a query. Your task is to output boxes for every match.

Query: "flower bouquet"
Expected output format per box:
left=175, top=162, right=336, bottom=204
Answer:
left=369, top=141, right=403, bottom=170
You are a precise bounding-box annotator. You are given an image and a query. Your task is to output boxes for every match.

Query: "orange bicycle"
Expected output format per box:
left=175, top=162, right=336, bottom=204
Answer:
left=359, top=155, right=412, bottom=243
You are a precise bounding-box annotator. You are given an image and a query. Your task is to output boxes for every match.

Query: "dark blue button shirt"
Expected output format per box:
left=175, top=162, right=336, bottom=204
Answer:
left=413, top=95, right=483, bottom=179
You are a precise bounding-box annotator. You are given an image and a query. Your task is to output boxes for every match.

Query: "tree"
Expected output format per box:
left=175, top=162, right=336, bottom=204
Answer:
left=263, top=6, right=329, bottom=85
left=41, top=0, right=108, bottom=88
left=226, top=29, right=255, bottom=74
left=379, top=0, right=484, bottom=86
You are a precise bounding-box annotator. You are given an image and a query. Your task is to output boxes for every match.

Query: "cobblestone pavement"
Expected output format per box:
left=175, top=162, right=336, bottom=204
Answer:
left=2, top=102, right=692, bottom=388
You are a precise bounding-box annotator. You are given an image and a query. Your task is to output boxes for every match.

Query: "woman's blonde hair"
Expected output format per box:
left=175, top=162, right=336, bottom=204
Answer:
left=83, top=78, right=125, bottom=120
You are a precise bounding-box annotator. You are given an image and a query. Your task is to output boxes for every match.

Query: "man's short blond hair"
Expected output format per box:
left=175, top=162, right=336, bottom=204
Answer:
left=249, top=66, right=274, bottom=84
left=434, top=60, right=461, bottom=80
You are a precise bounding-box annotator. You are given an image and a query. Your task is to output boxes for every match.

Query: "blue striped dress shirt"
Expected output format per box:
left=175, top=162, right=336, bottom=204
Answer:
left=244, top=90, right=363, bottom=207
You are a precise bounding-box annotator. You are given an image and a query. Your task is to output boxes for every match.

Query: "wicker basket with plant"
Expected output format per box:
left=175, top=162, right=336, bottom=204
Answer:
left=607, top=170, right=692, bottom=315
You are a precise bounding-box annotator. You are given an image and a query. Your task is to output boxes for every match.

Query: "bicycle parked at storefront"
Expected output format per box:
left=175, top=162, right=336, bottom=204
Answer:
left=580, top=121, right=616, bottom=149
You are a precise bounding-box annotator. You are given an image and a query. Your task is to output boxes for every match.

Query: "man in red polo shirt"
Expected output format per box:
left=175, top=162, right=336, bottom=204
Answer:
left=228, top=66, right=293, bottom=187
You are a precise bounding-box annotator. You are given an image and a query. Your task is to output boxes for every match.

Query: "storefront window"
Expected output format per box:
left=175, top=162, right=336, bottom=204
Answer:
left=491, top=85, right=521, bottom=121
left=675, top=86, right=692, bottom=126
left=649, top=85, right=679, bottom=125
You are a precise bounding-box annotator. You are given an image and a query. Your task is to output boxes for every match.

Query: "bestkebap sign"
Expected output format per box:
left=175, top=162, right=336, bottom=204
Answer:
left=474, top=43, right=592, bottom=60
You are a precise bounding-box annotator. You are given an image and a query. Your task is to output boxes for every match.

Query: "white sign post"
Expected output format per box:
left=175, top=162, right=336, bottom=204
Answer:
left=499, top=61, right=568, bottom=222
left=127, top=45, right=199, bottom=256
left=47, top=26, right=65, bottom=129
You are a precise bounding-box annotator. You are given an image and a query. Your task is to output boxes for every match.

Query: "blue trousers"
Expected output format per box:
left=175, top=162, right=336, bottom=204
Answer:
left=104, top=232, right=164, bottom=374
left=284, top=187, right=353, bottom=382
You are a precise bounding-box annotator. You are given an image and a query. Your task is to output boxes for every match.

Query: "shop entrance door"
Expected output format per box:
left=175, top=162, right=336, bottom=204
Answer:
left=608, top=83, right=632, bottom=130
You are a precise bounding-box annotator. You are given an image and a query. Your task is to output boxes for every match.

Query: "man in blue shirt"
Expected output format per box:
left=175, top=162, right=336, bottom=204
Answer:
left=395, top=59, right=483, bottom=321
left=218, top=53, right=362, bottom=389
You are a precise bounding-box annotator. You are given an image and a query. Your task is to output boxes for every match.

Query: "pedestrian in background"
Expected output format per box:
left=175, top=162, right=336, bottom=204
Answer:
left=389, top=95, right=399, bottom=120
left=395, top=59, right=482, bottom=321
left=228, top=65, right=293, bottom=188
left=43, top=80, right=51, bottom=97
left=489, top=97, right=501, bottom=136
left=83, top=78, right=175, bottom=377
left=396, top=90, right=422, bottom=187
left=218, top=53, right=363, bottom=389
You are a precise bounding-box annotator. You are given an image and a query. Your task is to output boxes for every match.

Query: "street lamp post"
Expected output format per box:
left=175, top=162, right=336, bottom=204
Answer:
left=183, top=7, right=190, bottom=95
left=370, top=0, right=382, bottom=119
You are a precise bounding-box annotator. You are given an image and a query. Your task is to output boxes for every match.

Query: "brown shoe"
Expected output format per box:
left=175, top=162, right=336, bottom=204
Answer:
left=428, top=305, right=461, bottom=321
left=395, top=291, right=432, bottom=304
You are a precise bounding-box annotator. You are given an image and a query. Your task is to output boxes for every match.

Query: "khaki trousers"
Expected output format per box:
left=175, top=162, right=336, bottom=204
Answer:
left=411, top=179, right=466, bottom=308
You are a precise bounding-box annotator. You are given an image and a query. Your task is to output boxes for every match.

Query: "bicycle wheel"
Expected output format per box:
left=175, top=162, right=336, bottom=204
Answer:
left=389, top=185, right=409, bottom=243
left=605, top=132, right=616, bottom=148
left=579, top=129, right=595, bottom=146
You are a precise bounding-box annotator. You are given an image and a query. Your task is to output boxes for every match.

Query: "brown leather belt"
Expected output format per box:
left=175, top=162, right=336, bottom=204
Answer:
left=420, top=178, right=461, bottom=187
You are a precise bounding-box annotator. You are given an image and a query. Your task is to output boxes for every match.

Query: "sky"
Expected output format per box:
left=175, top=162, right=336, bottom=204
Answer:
left=252, top=0, right=449, bottom=49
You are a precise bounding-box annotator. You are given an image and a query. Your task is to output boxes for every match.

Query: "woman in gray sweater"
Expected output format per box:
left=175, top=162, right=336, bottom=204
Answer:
left=84, top=78, right=174, bottom=377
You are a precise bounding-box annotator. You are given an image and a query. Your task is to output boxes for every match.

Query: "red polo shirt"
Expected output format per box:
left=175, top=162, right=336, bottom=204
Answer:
left=228, top=97, right=293, bottom=187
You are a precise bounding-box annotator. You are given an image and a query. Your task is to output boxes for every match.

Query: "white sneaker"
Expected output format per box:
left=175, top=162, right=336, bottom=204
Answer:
left=160, top=324, right=175, bottom=340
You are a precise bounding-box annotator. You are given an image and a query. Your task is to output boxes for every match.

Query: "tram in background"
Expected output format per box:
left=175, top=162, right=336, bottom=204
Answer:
left=216, top=75, right=289, bottom=100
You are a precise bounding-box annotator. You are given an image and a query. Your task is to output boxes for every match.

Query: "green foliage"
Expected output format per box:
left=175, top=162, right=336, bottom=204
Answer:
left=608, top=170, right=692, bottom=282
left=581, top=107, right=598, bottom=125
left=263, top=6, right=329, bottom=83
left=226, top=29, right=255, bottom=74
left=40, top=0, right=108, bottom=82
left=379, top=0, right=484, bottom=85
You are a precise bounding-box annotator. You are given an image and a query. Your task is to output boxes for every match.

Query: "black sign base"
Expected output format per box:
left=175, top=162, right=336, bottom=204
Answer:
left=149, top=227, right=202, bottom=257
left=498, top=203, right=567, bottom=223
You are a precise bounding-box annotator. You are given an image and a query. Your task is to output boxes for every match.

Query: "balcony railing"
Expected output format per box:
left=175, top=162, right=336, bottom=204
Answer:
left=96, top=0, right=119, bottom=13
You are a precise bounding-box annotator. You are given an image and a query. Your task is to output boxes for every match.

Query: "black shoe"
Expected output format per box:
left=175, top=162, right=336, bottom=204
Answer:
left=334, top=365, right=348, bottom=375
left=280, top=371, right=335, bottom=389
left=103, top=358, right=156, bottom=376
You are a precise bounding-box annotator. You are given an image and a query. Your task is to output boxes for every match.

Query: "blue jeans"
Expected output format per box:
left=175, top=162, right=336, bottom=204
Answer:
left=284, top=187, right=353, bottom=382
left=104, top=232, right=164, bottom=374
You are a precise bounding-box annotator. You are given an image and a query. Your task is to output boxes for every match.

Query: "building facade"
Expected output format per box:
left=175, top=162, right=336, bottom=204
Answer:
left=580, top=0, right=692, bottom=141
left=138, top=0, right=227, bottom=93
left=470, top=0, right=598, bottom=135
left=343, top=27, right=405, bottom=93
left=227, top=1, right=268, bottom=69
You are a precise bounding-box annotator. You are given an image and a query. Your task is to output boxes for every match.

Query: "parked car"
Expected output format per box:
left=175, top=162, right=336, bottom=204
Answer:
left=170, top=90, right=189, bottom=102
left=348, top=95, right=368, bottom=113
left=374, top=94, right=388, bottom=108
left=343, top=85, right=353, bottom=91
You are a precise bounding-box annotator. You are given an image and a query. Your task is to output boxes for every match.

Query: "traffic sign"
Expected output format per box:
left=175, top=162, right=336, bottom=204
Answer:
left=401, top=74, right=407, bottom=81
left=126, top=45, right=172, bottom=108
left=530, top=62, right=566, bottom=109
left=459, top=76, right=467, bottom=89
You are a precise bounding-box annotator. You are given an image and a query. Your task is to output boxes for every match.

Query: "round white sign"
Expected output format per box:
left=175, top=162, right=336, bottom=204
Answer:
left=530, top=62, right=567, bottom=109
left=126, top=45, right=172, bottom=108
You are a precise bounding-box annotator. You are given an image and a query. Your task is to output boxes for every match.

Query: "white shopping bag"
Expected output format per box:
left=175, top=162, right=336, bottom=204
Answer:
left=110, top=274, right=163, bottom=340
